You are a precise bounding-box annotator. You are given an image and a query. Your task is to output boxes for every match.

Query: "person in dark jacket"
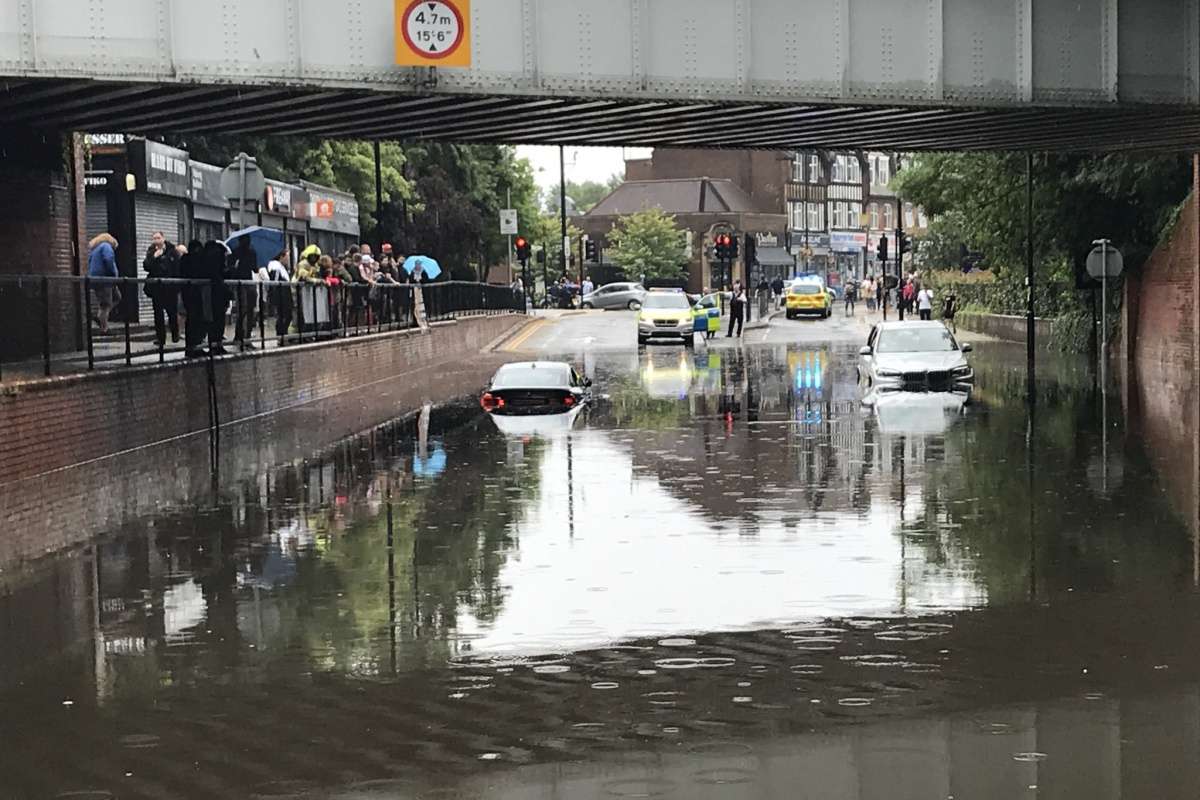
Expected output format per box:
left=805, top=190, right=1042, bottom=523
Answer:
left=727, top=287, right=746, bottom=338
left=232, top=237, right=258, bottom=350
left=203, top=240, right=232, bottom=355
left=180, top=239, right=208, bottom=357
left=143, top=231, right=181, bottom=346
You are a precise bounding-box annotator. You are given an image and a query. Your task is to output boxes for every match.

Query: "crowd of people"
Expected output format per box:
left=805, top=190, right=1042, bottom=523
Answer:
left=840, top=271, right=957, bottom=327
left=88, top=232, right=428, bottom=359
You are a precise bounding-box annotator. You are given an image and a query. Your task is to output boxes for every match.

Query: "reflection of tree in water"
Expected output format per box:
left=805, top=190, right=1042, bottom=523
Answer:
left=901, top=366, right=1188, bottom=605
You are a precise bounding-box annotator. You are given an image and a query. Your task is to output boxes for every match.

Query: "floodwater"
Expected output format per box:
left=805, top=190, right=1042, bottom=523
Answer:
left=2, top=341, right=1199, bottom=799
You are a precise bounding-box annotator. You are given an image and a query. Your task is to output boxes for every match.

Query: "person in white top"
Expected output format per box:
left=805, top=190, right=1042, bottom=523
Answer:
left=266, top=250, right=293, bottom=342
left=917, top=286, right=935, bottom=321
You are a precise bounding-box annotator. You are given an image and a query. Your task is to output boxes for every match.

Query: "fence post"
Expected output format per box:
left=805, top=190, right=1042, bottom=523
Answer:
left=259, top=282, right=266, bottom=351
left=123, top=279, right=132, bottom=366
left=157, top=280, right=166, bottom=364
left=42, top=276, right=51, bottom=377
left=84, top=277, right=94, bottom=371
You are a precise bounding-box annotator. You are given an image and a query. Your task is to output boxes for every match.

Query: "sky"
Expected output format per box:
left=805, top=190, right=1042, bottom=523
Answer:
left=518, top=145, right=653, bottom=190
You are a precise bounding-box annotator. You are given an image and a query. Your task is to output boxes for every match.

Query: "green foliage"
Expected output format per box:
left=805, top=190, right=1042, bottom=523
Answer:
left=898, top=152, right=1189, bottom=351
left=163, top=135, right=541, bottom=281
left=606, top=208, right=689, bottom=280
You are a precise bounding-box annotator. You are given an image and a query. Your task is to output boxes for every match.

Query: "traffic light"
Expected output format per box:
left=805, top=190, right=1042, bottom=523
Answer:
left=896, top=230, right=913, bottom=258
left=515, top=237, right=531, bottom=265
left=729, top=234, right=740, bottom=259
left=876, top=235, right=889, bottom=263
left=585, top=239, right=598, bottom=262
left=714, top=234, right=728, bottom=260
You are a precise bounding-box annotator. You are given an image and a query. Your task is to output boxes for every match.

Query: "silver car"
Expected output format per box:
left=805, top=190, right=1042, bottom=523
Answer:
left=858, top=321, right=974, bottom=394
left=581, top=282, right=646, bottom=311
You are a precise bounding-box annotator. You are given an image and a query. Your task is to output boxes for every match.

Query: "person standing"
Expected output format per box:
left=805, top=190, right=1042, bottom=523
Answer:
left=231, top=237, right=258, bottom=350
left=917, top=286, right=935, bottom=321
left=771, top=276, right=785, bottom=309
left=266, top=249, right=292, bottom=343
left=143, top=231, right=181, bottom=346
left=87, top=233, right=120, bottom=335
left=726, top=286, right=746, bottom=338
left=581, top=276, right=595, bottom=298
left=942, top=291, right=958, bottom=334
left=180, top=239, right=208, bottom=358
left=844, top=279, right=858, bottom=317
left=756, top=276, right=770, bottom=318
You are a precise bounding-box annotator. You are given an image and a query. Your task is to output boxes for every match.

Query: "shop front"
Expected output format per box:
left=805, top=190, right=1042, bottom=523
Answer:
left=189, top=160, right=229, bottom=244
left=300, top=181, right=360, bottom=258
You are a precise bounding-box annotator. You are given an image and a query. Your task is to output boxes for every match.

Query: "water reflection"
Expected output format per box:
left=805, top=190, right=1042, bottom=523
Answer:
left=1, top=342, right=1197, bottom=798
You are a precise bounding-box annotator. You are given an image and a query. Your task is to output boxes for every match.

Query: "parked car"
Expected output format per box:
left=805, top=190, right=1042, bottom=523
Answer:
left=857, top=321, right=974, bottom=394
left=581, top=282, right=646, bottom=311
left=480, top=362, right=591, bottom=416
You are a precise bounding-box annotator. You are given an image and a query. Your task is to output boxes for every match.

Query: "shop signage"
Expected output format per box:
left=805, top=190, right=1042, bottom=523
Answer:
left=189, top=161, right=227, bottom=209
left=130, top=139, right=190, bottom=199
left=830, top=231, right=867, bottom=253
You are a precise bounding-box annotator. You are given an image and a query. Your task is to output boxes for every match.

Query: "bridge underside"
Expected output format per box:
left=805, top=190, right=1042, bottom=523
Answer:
left=3, top=79, right=1200, bottom=152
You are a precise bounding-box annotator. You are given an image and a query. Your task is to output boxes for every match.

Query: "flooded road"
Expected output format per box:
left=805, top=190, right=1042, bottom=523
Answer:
left=2, top=340, right=1199, bottom=799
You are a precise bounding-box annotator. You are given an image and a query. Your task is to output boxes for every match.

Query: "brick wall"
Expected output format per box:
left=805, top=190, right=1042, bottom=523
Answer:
left=0, top=130, right=84, bottom=360
left=0, top=348, right=519, bottom=567
left=1117, top=186, right=1198, bottom=522
left=0, top=314, right=525, bottom=487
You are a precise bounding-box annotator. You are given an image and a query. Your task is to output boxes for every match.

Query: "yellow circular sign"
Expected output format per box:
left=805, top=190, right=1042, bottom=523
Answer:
left=395, top=0, right=472, bottom=67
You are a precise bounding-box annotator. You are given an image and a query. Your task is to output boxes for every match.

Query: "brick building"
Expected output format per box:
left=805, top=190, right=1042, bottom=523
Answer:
left=583, top=148, right=927, bottom=294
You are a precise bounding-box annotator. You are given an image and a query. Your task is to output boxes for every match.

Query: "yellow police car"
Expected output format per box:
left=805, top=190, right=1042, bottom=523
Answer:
left=637, top=289, right=696, bottom=347
left=785, top=279, right=832, bottom=319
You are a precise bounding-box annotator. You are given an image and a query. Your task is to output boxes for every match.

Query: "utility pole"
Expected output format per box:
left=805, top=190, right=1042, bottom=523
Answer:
left=506, top=187, right=513, bottom=284
left=897, top=197, right=905, bottom=321
left=1027, top=152, right=1036, bottom=404
left=559, top=145, right=568, bottom=281
left=374, top=141, right=384, bottom=254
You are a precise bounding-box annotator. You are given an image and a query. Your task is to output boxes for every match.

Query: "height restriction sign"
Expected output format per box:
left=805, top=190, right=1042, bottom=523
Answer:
left=395, top=0, right=471, bottom=67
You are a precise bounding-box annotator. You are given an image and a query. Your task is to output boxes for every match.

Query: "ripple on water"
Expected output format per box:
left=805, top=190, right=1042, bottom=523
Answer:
left=602, top=778, right=678, bottom=797
left=54, top=793, right=115, bottom=800
left=1013, top=752, right=1049, bottom=763
left=591, top=682, right=621, bottom=691
left=118, top=733, right=160, bottom=749
left=837, top=697, right=874, bottom=707
left=334, top=779, right=416, bottom=798
left=250, top=780, right=320, bottom=799
left=687, top=741, right=754, bottom=757
left=533, top=664, right=571, bottom=675
left=789, top=664, right=825, bottom=675
left=694, top=768, right=758, bottom=785
left=658, top=638, right=697, bottom=648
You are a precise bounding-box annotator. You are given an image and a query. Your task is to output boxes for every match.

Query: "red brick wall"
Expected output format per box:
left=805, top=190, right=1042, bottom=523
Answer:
left=0, top=314, right=525, bottom=486
left=0, top=131, right=84, bottom=359
left=0, top=348, right=519, bottom=566
left=1118, top=185, right=1198, bottom=522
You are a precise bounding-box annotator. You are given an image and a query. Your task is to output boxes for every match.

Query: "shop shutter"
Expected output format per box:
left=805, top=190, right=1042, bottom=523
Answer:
left=85, top=190, right=110, bottom=242
left=134, top=195, right=185, bottom=324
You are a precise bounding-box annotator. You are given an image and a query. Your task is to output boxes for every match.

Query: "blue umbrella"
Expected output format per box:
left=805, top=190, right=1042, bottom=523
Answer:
left=225, top=226, right=286, bottom=268
left=402, top=255, right=443, bottom=281
left=413, top=443, right=447, bottom=478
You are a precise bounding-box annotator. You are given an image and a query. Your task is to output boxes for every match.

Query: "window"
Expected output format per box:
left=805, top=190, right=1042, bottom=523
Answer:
left=905, top=204, right=916, bottom=229
left=883, top=204, right=893, bottom=230
left=808, top=155, right=821, bottom=184
left=831, top=201, right=861, bottom=229
left=830, top=158, right=843, bottom=184
left=833, top=155, right=861, bottom=185
left=918, top=210, right=929, bottom=229
left=789, top=201, right=805, bottom=230
left=869, top=203, right=880, bottom=230
left=871, top=155, right=890, bottom=188
left=792, top=154, right=805, bottom=182
left=808, top=202, right=824, bottom=231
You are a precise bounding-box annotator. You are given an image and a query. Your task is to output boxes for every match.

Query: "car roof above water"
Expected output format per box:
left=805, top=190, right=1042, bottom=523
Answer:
left=875, top=321, right=948, bottom=331
left=492, top=361, right=572, bottom=388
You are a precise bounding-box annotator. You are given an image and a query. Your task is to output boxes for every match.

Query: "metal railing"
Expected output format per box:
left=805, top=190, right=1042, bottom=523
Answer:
left=0, top=276, right=524, bottom=383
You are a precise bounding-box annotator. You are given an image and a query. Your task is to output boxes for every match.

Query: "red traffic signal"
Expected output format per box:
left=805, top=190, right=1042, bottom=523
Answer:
left=515, top=237, right=531, bottom=264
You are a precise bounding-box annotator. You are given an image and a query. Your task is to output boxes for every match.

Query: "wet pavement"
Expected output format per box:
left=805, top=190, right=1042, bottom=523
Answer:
left=2, top=337, right=1199, bottom=799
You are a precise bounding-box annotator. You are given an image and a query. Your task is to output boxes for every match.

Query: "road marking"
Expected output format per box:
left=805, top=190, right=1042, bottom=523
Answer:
left=501, top=319, right=548, bottom=352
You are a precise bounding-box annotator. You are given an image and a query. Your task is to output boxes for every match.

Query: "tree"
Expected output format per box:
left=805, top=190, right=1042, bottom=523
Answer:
left=543, top=174, right=623, bottom=215
left=606, top=208, right=689, bottom=280
left=895, top=152, right=1190, bottom=283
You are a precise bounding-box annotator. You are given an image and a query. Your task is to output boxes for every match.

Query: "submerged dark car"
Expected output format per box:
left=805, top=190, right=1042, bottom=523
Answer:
left=481, top=362, right=591, bottom=415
